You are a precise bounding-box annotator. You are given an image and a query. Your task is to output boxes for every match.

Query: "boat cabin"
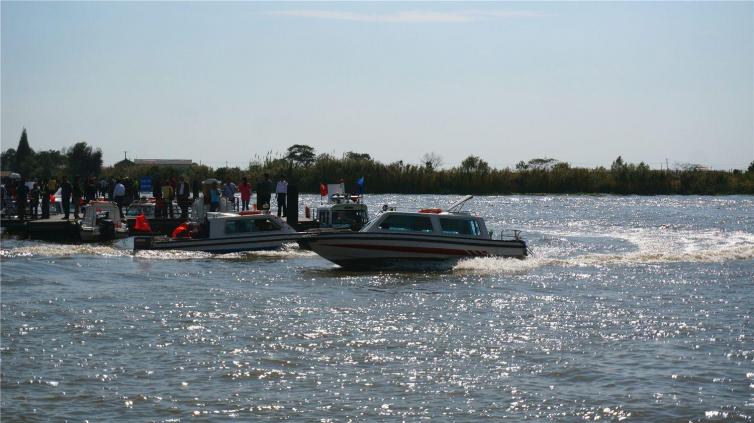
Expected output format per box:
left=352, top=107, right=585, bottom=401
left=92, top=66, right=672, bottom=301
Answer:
left=361, top=211, right=491, bottom=239
left=201, top=212, right=296, bottom=239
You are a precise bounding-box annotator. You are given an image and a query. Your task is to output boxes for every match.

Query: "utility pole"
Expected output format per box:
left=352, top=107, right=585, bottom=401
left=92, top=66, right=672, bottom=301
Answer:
left=665, top=158, right=669, bottom=172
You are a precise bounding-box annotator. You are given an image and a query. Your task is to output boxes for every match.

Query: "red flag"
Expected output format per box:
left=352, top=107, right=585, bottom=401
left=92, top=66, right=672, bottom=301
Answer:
left=134, top=213, right=152, bottom=233
left=319, top=183, right=328, bottom=197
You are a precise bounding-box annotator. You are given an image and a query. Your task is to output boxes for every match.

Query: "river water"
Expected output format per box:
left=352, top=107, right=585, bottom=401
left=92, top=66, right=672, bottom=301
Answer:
left=2, top=195, right=753, bottom=421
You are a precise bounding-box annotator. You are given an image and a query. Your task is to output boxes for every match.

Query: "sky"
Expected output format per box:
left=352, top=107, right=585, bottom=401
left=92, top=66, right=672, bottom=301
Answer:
left=1, top=1, right=752, bottom=170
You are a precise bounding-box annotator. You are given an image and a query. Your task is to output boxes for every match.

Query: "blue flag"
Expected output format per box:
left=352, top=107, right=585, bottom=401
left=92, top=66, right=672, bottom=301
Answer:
left=356, top=176, right=365, bottom=194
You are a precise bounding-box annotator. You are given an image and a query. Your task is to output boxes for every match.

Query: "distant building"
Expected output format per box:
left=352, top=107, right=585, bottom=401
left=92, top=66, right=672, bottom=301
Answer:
left=133, top=159, right=194, bottom=168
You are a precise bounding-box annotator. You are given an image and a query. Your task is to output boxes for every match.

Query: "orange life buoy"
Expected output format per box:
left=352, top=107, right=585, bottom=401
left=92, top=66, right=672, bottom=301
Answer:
left=419, top=208, right=443, bottom=214
left=239, top=210, right=262, bottom=215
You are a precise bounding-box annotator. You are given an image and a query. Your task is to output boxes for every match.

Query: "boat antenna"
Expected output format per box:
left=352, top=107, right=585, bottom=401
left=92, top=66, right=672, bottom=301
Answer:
left=447, top=195, right=473, bottom=213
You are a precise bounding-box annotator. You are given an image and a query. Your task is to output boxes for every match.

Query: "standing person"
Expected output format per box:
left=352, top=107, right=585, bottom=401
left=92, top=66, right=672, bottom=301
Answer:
left=275, top=175, right=288, bottom=217
left=176, top=176, right=190, bottom=219
left=60, top=176, right=72, bottom=220
left=29, top=183, right=40, bottom=219
left=222, top=178, right=237, bottom=211
left=48, top=176, right=58, bottom=199
left=16, top=179, right=29, bottom=221
left=192, top=178, right=200, bottom=201
left=238, top=177, right=252, bottom=211
left=72, top=177, right=83, bottom=219
left=85, top=177, right=97, bottom=203
left=257, top=173, right=273, bottom=212
left=209, top=181, right=220, bottom=212
left=161, top=179, right=175, bottom=218
left=113, top=179, right=126, bottom=217
left=97, top=178, right=107, bottom=198
left=40, top=179, right=50, bottom=219
left=152, top=177, right=163, bottom=219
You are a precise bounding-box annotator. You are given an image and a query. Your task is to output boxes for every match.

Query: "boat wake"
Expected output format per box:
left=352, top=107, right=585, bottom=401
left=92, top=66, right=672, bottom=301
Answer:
left=454, top=229, right=754, bottom=274
left=0, top=242, right=316, bottom=260
left=1, top=243, right=131, bottom=259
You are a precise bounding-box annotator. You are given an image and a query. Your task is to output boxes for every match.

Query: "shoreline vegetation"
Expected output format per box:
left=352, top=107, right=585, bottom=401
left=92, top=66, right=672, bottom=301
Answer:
left=2, top=132, right=753, bottom=195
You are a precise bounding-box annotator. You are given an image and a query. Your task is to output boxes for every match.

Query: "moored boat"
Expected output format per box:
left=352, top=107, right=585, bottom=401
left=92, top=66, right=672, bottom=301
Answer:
left=79, top=201, right=130, bottom=242
left=299, top=195, right=527, bottom=269
left=311, top=184, right=369, bottom=231
left=133, top=211, right=302, bottom=253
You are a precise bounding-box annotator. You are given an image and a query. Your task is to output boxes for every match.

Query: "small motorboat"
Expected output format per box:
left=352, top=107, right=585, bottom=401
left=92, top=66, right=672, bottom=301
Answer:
left=298, top=195, right=527, bottom=269
left=133, top=211, right=302, bottom=253
left=79, top=201, right=130, bottom=242
left=311, top=183, right=369, bottom=231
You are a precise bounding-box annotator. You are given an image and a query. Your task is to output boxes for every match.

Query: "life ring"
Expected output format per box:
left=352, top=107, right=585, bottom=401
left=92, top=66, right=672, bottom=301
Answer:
left=419, top=208, right=443, bottom=214
left=239, top=210, right=262, bottom=215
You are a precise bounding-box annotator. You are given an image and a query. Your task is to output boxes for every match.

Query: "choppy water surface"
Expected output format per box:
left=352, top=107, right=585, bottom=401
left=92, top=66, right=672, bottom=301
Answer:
left=2, top=195, right=753, bottom=421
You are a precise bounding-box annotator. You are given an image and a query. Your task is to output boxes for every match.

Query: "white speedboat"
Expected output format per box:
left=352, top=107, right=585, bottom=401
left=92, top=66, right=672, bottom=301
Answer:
left=133, top=212, right=302, bottom=253
left=79, top=201, right=130, bottom=242
left=299, top=196, right=527, bottom=269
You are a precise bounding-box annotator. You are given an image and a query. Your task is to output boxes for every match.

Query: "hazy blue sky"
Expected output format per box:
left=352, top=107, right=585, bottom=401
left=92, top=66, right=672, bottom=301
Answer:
left=2, top=1, right=752, bottom=169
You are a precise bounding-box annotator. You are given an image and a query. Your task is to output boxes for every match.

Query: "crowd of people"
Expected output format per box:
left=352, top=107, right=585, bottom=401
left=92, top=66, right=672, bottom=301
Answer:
left=1, top=173, right=290, bottom=222
left=1, top=176, right=139, bottom=221
left=195, top=173, right=288, bottom=217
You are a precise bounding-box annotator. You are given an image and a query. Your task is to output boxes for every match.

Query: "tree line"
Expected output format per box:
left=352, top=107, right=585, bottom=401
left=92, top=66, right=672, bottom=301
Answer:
left=2, top=131, right=753, bottom=195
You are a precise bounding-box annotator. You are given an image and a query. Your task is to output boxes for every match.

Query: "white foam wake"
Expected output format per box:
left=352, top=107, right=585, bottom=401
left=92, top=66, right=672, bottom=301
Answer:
left=1, top=242, right=315, bottom=260
left=454, top=229, right=754, bottom=274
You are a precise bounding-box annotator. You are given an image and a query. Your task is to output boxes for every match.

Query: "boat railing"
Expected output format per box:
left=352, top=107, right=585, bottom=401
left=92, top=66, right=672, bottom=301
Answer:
left=495, top=229, right=524, bottom=240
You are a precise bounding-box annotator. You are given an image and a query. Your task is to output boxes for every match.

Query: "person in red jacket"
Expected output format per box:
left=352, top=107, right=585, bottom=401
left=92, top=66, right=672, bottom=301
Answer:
left=238, top=176, right=252, bottom=211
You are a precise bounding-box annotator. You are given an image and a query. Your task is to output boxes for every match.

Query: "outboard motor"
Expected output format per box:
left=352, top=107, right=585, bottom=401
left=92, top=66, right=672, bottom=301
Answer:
left=98, top=219, right=115, bottom=241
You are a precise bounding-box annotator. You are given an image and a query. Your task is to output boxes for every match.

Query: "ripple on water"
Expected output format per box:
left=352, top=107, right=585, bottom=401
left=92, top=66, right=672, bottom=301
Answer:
left=1, top=196, right=753, bottom=421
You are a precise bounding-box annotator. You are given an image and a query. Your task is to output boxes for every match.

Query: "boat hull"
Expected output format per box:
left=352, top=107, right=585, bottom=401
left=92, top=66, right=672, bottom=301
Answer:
left=80, top=227, right=130, bottom=243
left=134, top=233, right=303, bottom=254
left=299, top=232, right=527, bottom=269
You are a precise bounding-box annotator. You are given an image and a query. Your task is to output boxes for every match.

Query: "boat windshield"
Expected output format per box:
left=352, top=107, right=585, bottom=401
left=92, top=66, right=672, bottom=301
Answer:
left=332, top=210, right=368, bottom=226
left=126, top=206, right=154, bottom=218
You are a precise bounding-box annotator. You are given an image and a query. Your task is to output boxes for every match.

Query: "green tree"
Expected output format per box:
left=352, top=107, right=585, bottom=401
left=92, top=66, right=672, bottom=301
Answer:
left=460, top=155, right=490, bottom=174
left=1, top=148, right=16, bottom=171
left=421, top=152, right=443, bottom=171
left=746, top=161, right=754, bottom=174
left=285, top=144, right=316, bottom=167
left=527, top=158, right=557, bottom=170
left=65, top=142, right=103, bottom=178
left=35, top=150, right=66, bottom=179
left=344, top=151, right=372, bottom=161
left=14, top=128, right=36, bottom=176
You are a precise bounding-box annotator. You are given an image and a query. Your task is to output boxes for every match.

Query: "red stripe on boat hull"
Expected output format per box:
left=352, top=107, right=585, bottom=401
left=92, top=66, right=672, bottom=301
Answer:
left=326, top=243, right=489, bottom=256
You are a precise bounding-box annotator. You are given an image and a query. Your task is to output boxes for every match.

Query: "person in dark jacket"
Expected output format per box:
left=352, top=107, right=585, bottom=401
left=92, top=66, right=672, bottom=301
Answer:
left=40, top=179, right=50, bottom=219
left=60, top=176, right=72, bottom=220
left=72, top=177, right=83, bottom=219
left=257, top=173, right=273, bottom=211
left=29, top=183, right=40, bottom=219
left=85, top=177, right=97, bottom=203
left=16, top=179, right=29, bottom=221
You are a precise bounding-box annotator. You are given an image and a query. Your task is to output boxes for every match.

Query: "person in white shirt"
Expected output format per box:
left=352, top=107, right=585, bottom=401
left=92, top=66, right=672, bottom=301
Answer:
left=113, top=180, right=126, bottom=216
left=275, top=175, right=288, bottom=217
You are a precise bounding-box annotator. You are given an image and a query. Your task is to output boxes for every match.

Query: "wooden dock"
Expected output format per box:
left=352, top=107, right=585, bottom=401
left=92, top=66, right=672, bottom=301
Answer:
left=1, top=216, right=81, bottom=242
